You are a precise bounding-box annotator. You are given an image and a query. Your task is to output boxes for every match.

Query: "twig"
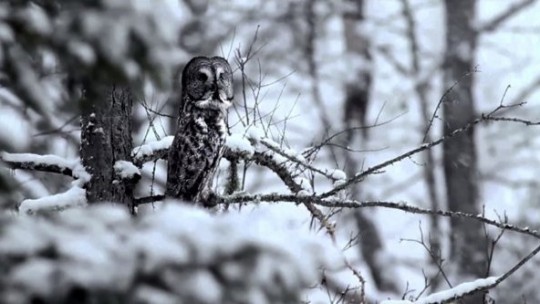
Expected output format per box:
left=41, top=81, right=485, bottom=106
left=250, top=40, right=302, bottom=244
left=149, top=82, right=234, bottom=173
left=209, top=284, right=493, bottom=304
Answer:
left=260, top=139, right=337, bottom=181
left=321, top=104, right=540, bottom=199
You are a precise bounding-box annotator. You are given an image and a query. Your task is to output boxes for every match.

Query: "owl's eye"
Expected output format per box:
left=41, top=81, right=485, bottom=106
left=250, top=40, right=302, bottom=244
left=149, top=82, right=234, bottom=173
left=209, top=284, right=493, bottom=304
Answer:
left=218, top=72, right=228, bottom=81
left=197, top=72, right=208, bottom=82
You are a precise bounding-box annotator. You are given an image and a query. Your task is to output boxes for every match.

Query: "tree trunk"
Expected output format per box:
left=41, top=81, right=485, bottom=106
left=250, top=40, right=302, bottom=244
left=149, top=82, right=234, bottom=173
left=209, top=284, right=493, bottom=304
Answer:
left=80, top=82, right=136, bottom=212
left=343, top=0, right=398, bottom=294
left=443, top=1, right=487, bottom=302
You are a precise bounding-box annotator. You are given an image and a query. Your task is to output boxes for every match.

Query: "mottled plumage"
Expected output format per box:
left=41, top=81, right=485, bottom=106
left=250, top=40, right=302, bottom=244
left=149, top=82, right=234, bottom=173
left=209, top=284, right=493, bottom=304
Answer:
left=166, top=56, right=233, bottom=204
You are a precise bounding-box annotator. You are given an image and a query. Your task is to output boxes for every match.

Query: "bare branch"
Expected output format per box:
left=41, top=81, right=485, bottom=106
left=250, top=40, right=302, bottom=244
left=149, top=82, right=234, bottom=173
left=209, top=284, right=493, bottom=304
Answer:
left=485, top=116, right=540, bottom=126
left=507, top=73, right=540, bottom=106
left=260, top=138, right=337, bottom=181
left=476, top=0, right=537, bottom=33
left=320, top=116, right=483, bottom=199
left=322, top=106, right=540, bottom=199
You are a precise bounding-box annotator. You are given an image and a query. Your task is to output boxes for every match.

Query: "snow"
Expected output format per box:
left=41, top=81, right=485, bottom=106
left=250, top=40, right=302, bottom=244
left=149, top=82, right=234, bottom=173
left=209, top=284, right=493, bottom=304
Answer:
left=114, top=160, right=141, bottom=179
left=11, top=258, right=55, bottom=297
left=58, top=236, right=110, bottom=265
left=0, top=23, right=14, bottom=42
left=260, top=137, right=280, bottom=150
left=20, top=5, right=52, bottom=36
left=67, top=40, right=96, bottom=64
left=174, top=270, right=223, bottom=303
left=417, top=277, right=498, bottom=304
left=1, top=152, right=77, bottom=170
left=71, top=162, right=91, bottom=184
left=1, top=152, right=90, bottom=186
left=296, top=177, right=313, bottom=193
left=0, top=217, right=51, bottom=255
left=0, top=102, right=31, bottom=150
left=330, top=169, right=347, bottom=180
left=134, top=286, right=178, bottom=304
left=132, top=136, right=174, bottom=161
left=129, top=229, right=190, bottom=271
left=2, top=0, right=539, bottom=302
left=0, top=203, right=336, bottom=303
left=246, top=126, right=265, bottom=143
left=225, top=133, right=254, bottom=157
left=18, top=186, right=87, bottom=214
left=381, top=276, right=499, bottom=304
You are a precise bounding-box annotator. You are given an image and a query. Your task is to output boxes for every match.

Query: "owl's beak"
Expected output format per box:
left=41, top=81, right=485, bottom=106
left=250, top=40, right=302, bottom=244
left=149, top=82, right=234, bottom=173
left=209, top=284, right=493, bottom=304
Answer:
left=212, top=88, right=221, bottom=101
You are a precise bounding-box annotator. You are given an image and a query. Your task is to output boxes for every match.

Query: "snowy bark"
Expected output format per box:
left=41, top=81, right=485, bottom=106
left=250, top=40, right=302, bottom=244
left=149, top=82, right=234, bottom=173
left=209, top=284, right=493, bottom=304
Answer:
left=443, top=1, right=487, bottom=302
left=80, top=83, right=137, bottom=211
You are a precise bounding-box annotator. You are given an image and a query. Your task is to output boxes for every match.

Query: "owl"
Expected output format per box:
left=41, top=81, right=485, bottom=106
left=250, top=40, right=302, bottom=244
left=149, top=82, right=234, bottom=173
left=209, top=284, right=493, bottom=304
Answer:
left=166, top=56, right=233, bottom=205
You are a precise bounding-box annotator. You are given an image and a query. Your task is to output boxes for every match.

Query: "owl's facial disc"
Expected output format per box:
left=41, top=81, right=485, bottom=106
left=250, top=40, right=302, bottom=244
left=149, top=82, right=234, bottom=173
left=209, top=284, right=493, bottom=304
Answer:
left=214, top=66, right=233, bottom=103
left=197, top=68, right=212, bottom=82
left=182, top=56, right=233, bottom=111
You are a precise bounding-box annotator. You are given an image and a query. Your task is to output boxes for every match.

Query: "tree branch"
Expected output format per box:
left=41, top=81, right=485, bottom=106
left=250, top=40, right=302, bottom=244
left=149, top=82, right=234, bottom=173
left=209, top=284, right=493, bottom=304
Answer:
left=476, top=0, right=537, bottom=33
left=1, top=152, right=75, bottom=177
left=136, top=191, right=540, bottom=240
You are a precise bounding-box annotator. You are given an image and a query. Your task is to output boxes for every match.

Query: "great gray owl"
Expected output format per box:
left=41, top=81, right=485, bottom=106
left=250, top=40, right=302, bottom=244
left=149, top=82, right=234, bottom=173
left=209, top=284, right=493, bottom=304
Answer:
left=166, top=56, right=233, bottom=204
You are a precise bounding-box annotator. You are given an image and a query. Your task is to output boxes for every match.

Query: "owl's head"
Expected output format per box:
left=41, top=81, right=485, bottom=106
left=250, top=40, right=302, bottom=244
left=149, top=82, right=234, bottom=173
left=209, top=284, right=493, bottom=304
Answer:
left=181, top=56, right=233, bottom=111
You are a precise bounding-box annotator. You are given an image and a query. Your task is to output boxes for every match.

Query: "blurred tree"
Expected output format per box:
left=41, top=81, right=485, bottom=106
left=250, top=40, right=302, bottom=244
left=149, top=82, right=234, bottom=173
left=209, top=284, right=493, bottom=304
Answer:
left=342, top=0, right=399, bottom=294
left=443, top=0, right=487, bottom=302
left=0, top=0, right=183, bottom=207
left=400, top=0, right=443, bottom=290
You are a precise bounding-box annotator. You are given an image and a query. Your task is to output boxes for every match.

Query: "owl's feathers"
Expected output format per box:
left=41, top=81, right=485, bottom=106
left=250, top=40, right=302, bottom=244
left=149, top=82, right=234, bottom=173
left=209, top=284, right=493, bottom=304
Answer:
left=166, top=56, right=233, bottom=204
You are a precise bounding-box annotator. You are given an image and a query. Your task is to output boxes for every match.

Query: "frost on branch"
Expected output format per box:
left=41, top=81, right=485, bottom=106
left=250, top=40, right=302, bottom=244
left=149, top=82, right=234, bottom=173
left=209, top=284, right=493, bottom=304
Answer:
left=0, top=203, right=334, bottom=304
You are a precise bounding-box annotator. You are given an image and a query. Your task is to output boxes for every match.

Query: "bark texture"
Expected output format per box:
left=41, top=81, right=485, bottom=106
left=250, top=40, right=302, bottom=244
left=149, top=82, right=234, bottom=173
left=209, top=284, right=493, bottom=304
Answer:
left=80, top=83, right=136, bottom=211
left=443, top=0, right=487, bottom=302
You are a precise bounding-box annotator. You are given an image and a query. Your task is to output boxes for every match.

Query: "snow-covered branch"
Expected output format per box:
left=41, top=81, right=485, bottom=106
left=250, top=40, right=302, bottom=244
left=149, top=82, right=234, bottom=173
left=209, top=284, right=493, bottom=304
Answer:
left=131, top=133, right=316, bottom=193
left=0, top=203, right=336, bottom=304
left=19, top=186, right=87, bottom=214
left=382, top=277, right=499, bottom=304
left=132, top=136, right=174, bottom=166
left=382, top=241, right=540, bottom=303
left=1, top=152, right=78, bottom=177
